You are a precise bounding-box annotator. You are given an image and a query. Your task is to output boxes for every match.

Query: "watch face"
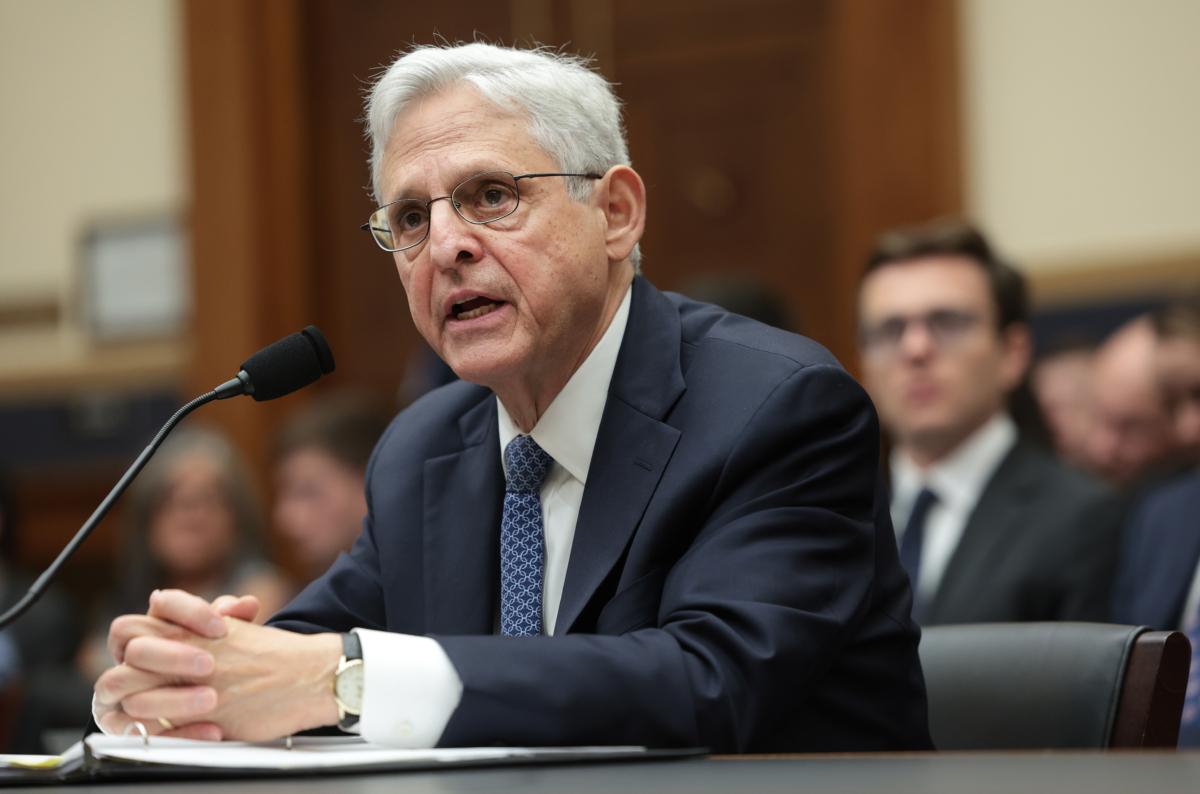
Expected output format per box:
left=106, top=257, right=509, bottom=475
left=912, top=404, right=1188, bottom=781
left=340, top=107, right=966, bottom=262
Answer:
left=335, top=660, right=365, bottom=713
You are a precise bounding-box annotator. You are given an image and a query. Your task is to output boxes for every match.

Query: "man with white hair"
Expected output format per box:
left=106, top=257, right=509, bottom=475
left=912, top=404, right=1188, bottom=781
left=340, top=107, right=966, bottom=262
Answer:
left=92, top=43, right=930, bottom=753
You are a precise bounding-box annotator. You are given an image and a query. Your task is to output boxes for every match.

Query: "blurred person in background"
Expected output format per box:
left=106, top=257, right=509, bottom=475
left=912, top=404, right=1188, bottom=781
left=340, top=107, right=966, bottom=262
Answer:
left=858, top=219, right=1121, bottom=625
left=15, top=427, right=292, bottom=751
left=0, top=472, right=82, bottom=752
left=1085, top=316, right=1181, bottom=488
left=1112, top=297, right=1200, bottom=745
left=273, top=393, right=392, bottom=578
left=1152, top=299, right=1200, bottom=459
left=78, top=426, right=292, bottom=681
left=1031, top=339, right=1096, bottom=468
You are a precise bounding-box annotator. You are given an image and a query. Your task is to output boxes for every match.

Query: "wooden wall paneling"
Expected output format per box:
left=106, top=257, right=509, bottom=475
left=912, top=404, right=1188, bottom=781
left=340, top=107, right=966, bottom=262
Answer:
left=185, top=0, right=317, bottom=574
left=826, top=0, right=963, bottom=372
left=605, top=1, right=839, bottom=346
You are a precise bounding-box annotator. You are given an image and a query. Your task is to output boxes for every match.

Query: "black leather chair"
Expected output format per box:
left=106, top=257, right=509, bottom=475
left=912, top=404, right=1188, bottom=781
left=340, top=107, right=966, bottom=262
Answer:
left=918, top=623, right=1190, bottom=750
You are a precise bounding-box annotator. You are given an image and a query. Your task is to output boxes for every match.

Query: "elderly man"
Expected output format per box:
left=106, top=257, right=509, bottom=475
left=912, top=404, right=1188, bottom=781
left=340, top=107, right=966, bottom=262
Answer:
left=1086, top=316, right=1181, bottom=488
left=92, top=43, right=930, bottom=753
left=857, top=220, right=1121, bottom=625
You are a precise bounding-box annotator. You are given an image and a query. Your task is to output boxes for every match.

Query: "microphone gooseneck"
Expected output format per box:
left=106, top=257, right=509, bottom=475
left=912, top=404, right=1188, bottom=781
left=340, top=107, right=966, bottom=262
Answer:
left=0, top=327, right=336, bottom=631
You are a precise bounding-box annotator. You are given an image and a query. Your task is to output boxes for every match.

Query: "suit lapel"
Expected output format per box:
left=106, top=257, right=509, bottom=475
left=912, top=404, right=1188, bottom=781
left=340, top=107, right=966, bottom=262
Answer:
left=555, top=278, right=686, bottom=634
left=925, top=443, right=1030, bottom=622
left=422, top=397, right=504, bottom=634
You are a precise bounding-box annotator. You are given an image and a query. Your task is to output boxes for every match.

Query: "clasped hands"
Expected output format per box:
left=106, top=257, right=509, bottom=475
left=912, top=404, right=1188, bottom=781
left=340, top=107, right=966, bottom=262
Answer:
left=94, top=589, right=343, bottom=741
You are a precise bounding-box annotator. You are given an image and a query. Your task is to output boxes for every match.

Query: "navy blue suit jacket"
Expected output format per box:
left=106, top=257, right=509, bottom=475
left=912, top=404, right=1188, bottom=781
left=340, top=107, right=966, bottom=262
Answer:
left=272, top=277, right=931, bottom=753
left=1112, top=471, right=1200, bottom=629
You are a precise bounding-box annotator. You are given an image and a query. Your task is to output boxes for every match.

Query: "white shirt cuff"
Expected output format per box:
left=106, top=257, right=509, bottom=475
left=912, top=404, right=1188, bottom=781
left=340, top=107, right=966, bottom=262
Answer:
left=352, top=628, right=463, bottom=748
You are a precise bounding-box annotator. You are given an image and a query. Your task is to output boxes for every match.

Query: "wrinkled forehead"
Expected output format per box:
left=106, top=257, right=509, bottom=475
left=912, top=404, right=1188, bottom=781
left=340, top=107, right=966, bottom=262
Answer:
left=378, top=84, right=548, bottom=199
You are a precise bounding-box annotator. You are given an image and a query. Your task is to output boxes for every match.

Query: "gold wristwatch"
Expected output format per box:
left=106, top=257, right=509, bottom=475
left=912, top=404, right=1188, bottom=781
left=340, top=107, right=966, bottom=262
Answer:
left=333, top=632, right=364, bottom=730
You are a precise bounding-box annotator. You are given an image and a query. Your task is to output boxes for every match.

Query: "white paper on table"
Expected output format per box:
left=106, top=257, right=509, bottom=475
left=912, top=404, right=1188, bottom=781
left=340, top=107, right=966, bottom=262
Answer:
left=80, top=734, right=647, bottom=771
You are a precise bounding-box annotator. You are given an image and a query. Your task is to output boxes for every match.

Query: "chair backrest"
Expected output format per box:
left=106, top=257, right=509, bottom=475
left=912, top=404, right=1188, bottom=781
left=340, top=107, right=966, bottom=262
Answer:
left=918, top=623, right=1190, bottom=750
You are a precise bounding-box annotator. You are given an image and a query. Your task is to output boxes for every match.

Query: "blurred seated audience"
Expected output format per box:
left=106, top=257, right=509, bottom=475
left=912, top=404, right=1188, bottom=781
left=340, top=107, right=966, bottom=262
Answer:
left=273, top=392, right=392, bottom=578
left=12, top=426, right=291, bottom=752
left=1032, top=338, right=1096, bottom=468
left=1084, top=316, right=1182, bottom=488
left=857, top=219, right=1121, bottom=626
left=1152, top=298, right=1200, bottom=458
left=0, top=471, right=83, bottom=751
left=1112, top=297, right=1200, bottom=745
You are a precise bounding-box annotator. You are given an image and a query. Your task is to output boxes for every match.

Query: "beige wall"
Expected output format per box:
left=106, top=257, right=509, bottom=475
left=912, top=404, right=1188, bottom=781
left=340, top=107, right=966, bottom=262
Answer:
left=0, top=0, right=184, bottom=389
left=961, top=0, right=1200, bottom=273
left=0, top=0, right=184, bottom=302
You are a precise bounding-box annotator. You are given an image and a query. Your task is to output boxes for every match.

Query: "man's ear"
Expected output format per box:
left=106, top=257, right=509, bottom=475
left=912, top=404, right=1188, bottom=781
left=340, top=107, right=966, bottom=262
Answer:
left=597, top=165, right=646, bottom=263
left=1000, top=322, right=1033, bottom=392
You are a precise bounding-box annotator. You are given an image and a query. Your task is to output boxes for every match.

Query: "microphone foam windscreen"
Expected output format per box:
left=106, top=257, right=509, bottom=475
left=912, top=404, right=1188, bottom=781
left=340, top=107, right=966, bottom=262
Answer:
left=240, top=326, right=336, bottom=401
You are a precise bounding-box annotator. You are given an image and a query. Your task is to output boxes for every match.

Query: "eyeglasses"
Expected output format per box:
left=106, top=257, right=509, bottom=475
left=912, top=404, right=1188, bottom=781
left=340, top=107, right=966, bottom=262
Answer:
left=859, top=309, right=983, bottom=356
left=361, top=170, right=602, bottom=253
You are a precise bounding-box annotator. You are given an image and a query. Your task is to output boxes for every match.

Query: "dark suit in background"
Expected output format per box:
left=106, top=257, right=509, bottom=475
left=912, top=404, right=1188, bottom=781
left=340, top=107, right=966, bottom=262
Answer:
left=918, top=441, right=1122, bottom=625
left=1112, top=472, right=1200, bottom=629
left=274, top=277, right=932, bottom=753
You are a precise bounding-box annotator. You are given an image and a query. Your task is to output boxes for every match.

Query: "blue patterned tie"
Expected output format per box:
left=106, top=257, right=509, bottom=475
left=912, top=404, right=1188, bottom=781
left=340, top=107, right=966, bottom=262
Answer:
left=898, top=487, right=939, bottom=622
left=500, top=435, right=553, bottom=637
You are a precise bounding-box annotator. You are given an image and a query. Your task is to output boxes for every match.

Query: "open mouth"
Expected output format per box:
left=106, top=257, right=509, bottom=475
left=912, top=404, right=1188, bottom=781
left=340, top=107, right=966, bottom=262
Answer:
left=450, top=296, right=506, bottom=321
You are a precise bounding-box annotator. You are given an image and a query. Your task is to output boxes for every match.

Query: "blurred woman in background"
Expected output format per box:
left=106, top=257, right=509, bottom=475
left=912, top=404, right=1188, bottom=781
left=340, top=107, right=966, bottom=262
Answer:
left=109, top=425, right=292, bottom=623
left=17, top=426, right=292, bottom=751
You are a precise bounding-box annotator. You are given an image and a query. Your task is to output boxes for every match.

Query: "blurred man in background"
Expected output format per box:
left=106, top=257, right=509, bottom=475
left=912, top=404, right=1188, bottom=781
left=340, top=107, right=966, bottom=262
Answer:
left=1031, top=339, right=1096, bottom=469
left=273, top=393, right=392, bottom=578
left=1085, top=316, right=1181, bottom=488
left=1112, top=298, right=1200, bottom=745
left=858, top=219, right=1121, bottom=625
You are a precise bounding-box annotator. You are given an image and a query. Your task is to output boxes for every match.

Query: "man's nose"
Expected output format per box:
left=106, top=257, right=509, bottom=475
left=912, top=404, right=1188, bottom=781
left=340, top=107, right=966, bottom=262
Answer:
left=897, top=320, right=937, bottom=360
left=427, top=197, right=481, bottom=269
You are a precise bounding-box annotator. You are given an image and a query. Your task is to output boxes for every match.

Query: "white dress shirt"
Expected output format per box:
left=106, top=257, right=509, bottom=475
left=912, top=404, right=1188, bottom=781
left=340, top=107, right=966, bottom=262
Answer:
left=890, top=413, right=1017, bottom=604
left=354, top=285, right=632, bottom=747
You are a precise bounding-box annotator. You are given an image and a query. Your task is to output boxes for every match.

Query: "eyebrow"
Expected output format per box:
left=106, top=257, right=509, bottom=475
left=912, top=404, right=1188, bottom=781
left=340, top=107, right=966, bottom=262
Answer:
left=384, top=163, right=516, bottom=204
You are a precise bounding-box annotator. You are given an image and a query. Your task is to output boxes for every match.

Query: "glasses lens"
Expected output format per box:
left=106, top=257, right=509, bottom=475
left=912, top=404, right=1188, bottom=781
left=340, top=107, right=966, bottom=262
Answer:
left=453, top=172, right=519, bottom=223
left=926, top=310, right=980, bottom=346
left=366, top=208, right=396, bottom=251
left=383, top=200, right=431, bottom=251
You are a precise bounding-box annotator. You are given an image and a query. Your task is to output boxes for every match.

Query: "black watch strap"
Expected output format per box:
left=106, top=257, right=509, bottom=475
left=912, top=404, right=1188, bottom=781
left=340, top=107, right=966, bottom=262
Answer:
left=343, top=630, right=363, bottom=661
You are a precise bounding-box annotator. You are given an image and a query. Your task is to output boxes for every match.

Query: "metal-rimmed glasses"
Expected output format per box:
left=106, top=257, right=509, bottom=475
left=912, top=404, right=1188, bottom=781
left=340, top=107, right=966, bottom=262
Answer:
left=361, top=170, right=602, bottom=253
left=859, top=309, right=984, bottom=357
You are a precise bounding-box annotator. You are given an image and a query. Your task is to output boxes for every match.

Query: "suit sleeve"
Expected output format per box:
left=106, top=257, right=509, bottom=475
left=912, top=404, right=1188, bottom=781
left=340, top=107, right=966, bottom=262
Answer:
left=1054, top=487, right=1125, bottom=622
left=435, top=363, right=882, bottom=752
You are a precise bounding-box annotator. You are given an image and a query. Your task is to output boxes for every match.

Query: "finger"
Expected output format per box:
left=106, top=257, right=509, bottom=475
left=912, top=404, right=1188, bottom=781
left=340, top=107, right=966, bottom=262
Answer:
left=95, top=663, right=176, bottom=707
left=98, top=706, right=222, bottom=741
left=162, top=722, right=223, bottom=741
left=107, top=614, right=195, bottom=665
left=121, top=685, right=218, bottom=722
left=124, top=636, right=214, bottom=678
left=148, top=589, right=228, bottom=638
left=213, top=594, right=260, bottom=623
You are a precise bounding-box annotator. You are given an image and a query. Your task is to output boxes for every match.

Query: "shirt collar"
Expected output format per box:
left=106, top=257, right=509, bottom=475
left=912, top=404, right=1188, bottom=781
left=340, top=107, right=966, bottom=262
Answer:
left=890, top=412, right=1018, bottom=516
left=497, top=285, right=632, bottom=485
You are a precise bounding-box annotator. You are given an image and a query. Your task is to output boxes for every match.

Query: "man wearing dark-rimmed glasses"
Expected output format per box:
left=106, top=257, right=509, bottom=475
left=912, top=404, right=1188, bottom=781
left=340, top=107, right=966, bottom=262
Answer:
left=95, top=42, right=931, bottom=754
left=857, top=219, right=1121, bottom=626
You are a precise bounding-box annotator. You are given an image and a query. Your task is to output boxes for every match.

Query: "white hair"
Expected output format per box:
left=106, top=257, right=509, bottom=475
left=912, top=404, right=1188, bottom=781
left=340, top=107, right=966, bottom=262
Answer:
left=365, top=42, right=641, bottom=269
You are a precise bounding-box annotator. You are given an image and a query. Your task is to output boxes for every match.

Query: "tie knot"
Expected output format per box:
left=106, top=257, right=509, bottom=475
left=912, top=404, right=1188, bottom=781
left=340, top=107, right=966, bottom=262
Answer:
left=912, top=486, right=939, bottom=513
left=504, top=435, right=553, bottom=493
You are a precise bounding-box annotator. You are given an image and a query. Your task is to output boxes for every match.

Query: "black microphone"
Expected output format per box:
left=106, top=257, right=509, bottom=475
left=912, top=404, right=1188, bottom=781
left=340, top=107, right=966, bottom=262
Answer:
left=0, top=327, right=336, bottom=630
